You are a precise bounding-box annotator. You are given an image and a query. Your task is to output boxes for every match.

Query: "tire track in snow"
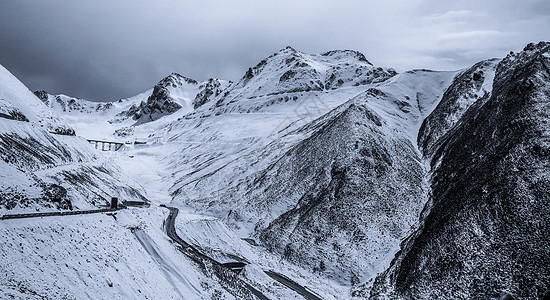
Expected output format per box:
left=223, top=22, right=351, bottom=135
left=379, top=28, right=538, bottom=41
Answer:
left=133, top=229, right=202, bottom=298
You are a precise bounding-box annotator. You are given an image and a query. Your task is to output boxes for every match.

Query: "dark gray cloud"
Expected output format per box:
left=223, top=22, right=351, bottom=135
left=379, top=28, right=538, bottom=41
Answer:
left=1, top=0, right=548, bottom=101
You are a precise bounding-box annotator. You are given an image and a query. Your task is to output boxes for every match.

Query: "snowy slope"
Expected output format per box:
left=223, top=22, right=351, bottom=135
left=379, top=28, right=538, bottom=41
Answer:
left=4, top=46, right=457, bottom=298
left=0, top=64, right=147, bottom=213
left=35, top=89, right=150, bottom=140
left=146, top=50, right=458, bottom=293
left=0, top=207, right=236, bottom=299
left=0, top=65, right=249, bottom=300
left=0, top=65, right=74, bottom=135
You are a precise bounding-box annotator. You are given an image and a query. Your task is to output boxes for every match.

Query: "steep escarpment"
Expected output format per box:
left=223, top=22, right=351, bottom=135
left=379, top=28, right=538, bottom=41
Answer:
left=371, top=42, right=550, bottom=300
left=417, top=58, right=500, bottom=157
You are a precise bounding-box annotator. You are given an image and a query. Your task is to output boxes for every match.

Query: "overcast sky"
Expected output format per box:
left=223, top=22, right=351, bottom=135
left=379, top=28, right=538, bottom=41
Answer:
left=1, top=0, right=548, bottom=101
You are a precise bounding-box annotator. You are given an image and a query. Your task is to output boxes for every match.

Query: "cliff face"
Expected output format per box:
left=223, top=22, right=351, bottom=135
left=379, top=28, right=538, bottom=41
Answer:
left=371, top=42, right=550, bottom=300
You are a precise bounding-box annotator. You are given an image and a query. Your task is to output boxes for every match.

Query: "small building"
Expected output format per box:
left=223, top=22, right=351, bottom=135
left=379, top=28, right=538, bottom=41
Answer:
left=110, top=197, right=118, bottom=209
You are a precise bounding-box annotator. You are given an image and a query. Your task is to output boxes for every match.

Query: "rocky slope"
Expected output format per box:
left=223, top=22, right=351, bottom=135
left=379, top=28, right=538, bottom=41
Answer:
left=253, top=98, right=425, bottom=285
left=370, top=42, right=550, bottom=299
left=417, top=58, right=500, bottom=156
left=193, top=78, right=231, bottom=109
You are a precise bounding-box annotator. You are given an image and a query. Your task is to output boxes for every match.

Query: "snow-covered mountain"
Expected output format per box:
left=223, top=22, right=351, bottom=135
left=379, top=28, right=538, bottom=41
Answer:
left=188, top=47, right=397, bottom=116
left=158, top=49, right=456, bottom=287
left=1, top=43, right=548, bottom=299
left=112, top=73, right=198, bottom=125
left=34, top=73, right=231, bottom=140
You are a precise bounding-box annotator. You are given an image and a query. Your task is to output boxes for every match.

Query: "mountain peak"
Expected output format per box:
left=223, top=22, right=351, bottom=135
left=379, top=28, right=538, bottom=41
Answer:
left=282, top=45, right=297, bottom=52
left=321, top=49, right=372, bottom=65
left=158, top=73, right=198, bottom=88
left=211, top=47, right=397, bottom=111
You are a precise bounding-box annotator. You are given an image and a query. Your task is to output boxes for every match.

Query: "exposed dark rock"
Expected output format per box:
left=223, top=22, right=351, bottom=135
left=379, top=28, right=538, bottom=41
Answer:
left=42, top=184, right=72, bottom=210
left=279, top=70, right=297, bottom=82
left=325, top=64, right=396, bottom=90
left=418, top=58, right=500, bottom=157
left=115, top=73, right=199, bottom=125
left=244, top=68, right=254, bottom=80
left=114, top=126, right=134, bottom=137
left=33, top=90, right=49, bottom=103
left=193, top=79, right=225, bottom=109
left=50, top=127, right=76, bottom=136
left=0, top=110, right=29, bottom=122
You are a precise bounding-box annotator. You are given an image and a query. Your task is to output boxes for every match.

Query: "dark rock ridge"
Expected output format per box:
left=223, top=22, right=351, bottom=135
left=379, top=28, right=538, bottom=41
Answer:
left=370, top=42, right=550, bottom=299
left=418, top=58, right=500, bottom=157
left=0, top=108, right=29, bottom=122
left=34, top=90, right=49, bottom=103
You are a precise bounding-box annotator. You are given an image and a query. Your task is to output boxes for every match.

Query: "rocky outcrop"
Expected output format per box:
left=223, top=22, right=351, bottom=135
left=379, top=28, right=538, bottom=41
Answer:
left=33, top=90, right=49, bottom=103
left=116, top=73, right=198, bottom=125
left=193, top=78, right=228, bottom=109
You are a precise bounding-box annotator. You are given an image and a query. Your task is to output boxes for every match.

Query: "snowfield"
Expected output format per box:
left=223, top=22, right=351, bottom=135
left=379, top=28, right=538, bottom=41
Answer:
left=0, top=207, right=237, bottom=299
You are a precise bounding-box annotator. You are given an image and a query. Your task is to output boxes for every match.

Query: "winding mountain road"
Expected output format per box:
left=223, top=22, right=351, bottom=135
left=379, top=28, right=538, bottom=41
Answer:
left=163, top=205, right=323, bottom=300
left=264, top=270, right=322, bottom=300
left=163, top=206, right=270, bottom=300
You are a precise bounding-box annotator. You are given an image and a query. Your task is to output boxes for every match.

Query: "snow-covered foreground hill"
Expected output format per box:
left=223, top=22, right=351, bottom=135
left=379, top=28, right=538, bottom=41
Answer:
left=0, top=64, right=147, bottom=214
left=0, top=208, right=230, bottom=299
left=1, top=43, right=549, bottom=299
